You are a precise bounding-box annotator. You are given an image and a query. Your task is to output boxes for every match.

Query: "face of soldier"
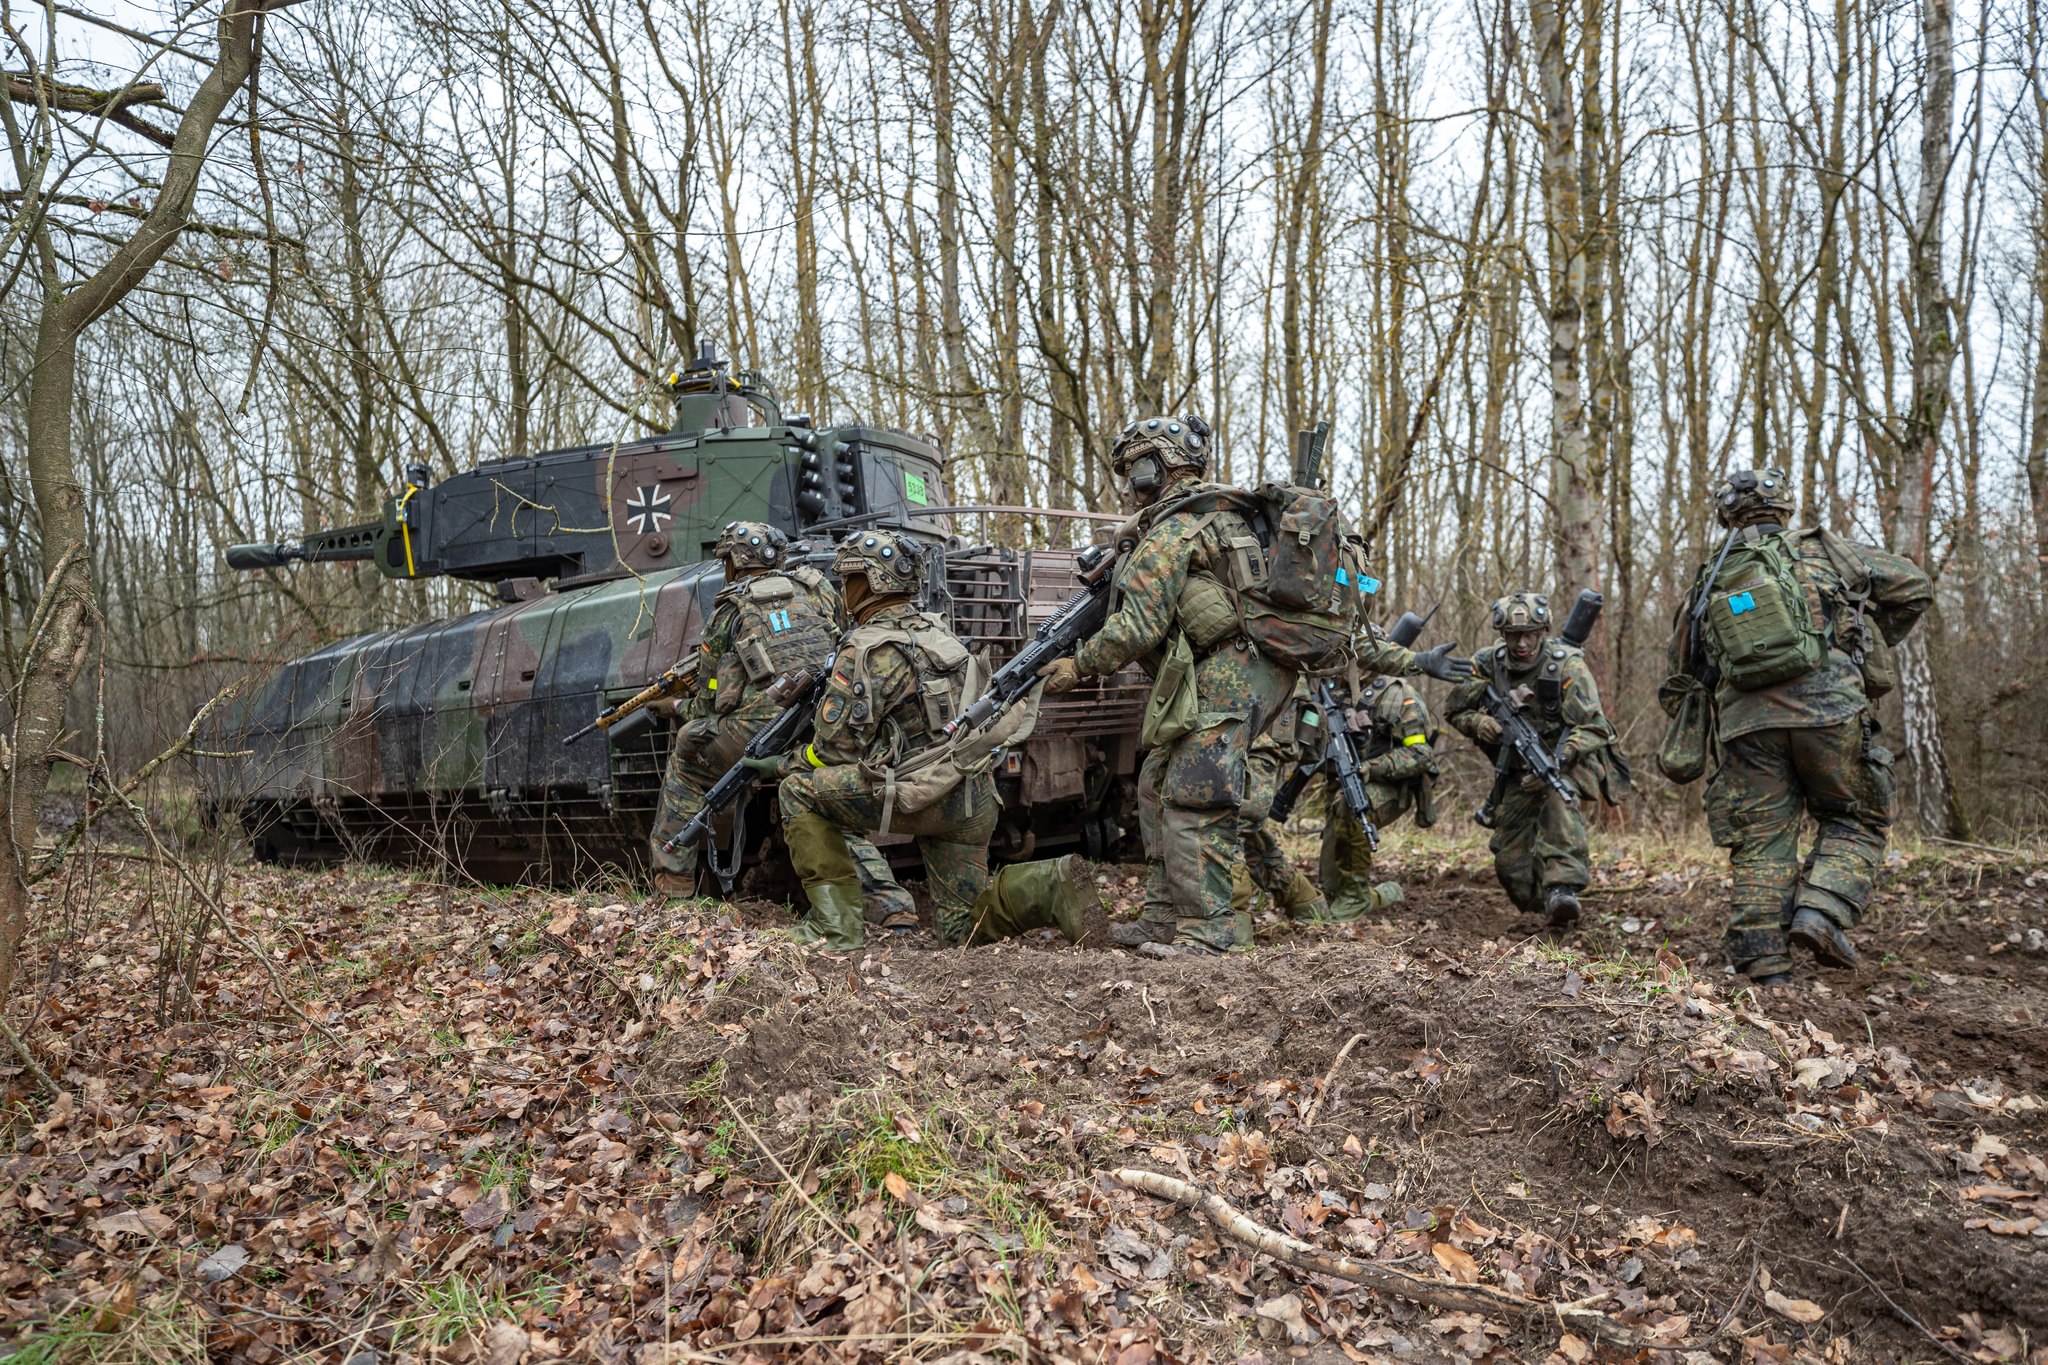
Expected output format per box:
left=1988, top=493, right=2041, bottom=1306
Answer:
left=1502, top=628, right=1545, bottom=669
left=1116, top=451, right=1167, bottom=509
left=841, top=568, right=877, bottom=619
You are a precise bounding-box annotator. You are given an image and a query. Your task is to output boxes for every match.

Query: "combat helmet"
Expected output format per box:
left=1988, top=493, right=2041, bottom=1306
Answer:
left=1489, top=591, right=1551, bottom=635
left=1110, top=414, right=1211, bottom=499
left=1713, top=467, right=1794, bottom=528
left=713, top=520, right=788, bottom=573
left=832, top=528, right=925, bottom=597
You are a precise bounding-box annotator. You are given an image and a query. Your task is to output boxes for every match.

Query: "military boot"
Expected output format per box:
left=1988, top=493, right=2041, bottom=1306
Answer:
left=1728, top=928, right=1794, bottom=986
left=1278, top=871, right=1327, bottom=923
left=1544, top=885, right=1582, bottom=928
left=968, top=856, right=1109, bottom=946
left=1371, top=881, right=1405, bottom=910
left=1788, top=908, right=1857, bottom=968
left=1108, top=918, right=1176, bottom=949
left=790, top=881, right=866, bottom=952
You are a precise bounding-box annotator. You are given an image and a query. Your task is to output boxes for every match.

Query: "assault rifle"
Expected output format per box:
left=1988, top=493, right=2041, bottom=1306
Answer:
left=662, top=660, right=832, bottom=893
left=563, top=657, right=699, bottom=747
left=1682, top=527, right=1739, bottom=688
left=1473, top=589, right=1602, bottom=828
left=944, top=531, right=1137, bottom=737
left=1268, top=608, right=1429, bottom=830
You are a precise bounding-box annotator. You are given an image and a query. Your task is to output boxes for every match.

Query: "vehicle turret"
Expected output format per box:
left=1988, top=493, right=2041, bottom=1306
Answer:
left=223, top=345, right=949, bottom=589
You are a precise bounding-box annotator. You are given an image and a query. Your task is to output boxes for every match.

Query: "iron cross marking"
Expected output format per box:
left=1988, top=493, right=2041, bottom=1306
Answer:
left=625, top=483, right=672, bottom=536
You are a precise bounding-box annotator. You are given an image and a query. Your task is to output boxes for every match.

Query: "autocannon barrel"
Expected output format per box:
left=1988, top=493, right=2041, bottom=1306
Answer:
left=224, top=542, right=303, bottom=571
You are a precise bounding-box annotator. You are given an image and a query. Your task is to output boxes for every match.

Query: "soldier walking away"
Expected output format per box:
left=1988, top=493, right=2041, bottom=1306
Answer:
left=1317, top=663, right=1439, bottom=920
left=764, top=531, right=1106, bottom=952
left=1667, top=469, right=1932, bottom=986
left=1039, top=415, right=1471, bottom=953
left=1445, top=592, right=1624, bottom=926
left=648, top=521, right=911, bottom=923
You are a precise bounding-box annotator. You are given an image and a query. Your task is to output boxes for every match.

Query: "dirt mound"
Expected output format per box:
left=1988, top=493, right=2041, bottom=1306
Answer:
left=678, top=848, right=2048, bottom=1360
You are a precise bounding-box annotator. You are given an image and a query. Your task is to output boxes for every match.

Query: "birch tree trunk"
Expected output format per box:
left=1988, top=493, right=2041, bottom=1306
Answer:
left=1529, top=0, right=1599, bottom=600
left=2028, top=3, right=2048, bottom=604
left=1894, top=0, right=1966, bottom=838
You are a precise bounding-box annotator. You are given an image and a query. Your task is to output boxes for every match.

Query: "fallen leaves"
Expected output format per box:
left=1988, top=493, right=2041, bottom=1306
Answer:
left=1431, top=1240, right=1481, bottom=1284
left=1764, top=1288, right=1828, bottom=1324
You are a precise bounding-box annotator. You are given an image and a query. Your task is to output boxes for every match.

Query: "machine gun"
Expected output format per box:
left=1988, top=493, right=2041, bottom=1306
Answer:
left=1474, top=589, right=1603, bottom=828
left=563, top=657, right=698, bottom=747
left=944, top=531, right=1135, bottom=737
left=662, top=661, right=831, bottom=893
left=1268, top=608, right=1429, bottom=829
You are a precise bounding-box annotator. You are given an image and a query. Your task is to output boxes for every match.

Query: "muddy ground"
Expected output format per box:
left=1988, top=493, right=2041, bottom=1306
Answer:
left=2, top=833, right=2044, bottom=1363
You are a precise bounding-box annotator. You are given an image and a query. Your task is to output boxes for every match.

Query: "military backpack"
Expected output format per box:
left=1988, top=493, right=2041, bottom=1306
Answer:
left=1695, top=529, right=1826, bottom=690
left=1158, top=482, right=1367, bottom=676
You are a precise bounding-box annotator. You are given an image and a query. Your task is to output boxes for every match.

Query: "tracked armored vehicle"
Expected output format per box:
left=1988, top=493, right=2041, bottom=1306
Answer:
left=204, top=350, right=1144, bottom=885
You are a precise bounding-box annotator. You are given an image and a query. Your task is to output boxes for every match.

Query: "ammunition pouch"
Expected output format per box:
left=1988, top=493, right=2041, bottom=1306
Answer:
left=1141, top=631, right=1202, bottom=749
left=1179, top=573, right=1240, bottom=651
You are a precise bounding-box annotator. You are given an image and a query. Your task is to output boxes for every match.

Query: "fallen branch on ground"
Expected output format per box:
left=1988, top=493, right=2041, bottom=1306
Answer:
left=1113, top=1167, right=1669, bottom=1351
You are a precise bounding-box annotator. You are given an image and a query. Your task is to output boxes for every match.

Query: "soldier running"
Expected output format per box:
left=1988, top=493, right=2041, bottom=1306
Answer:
left=648, top=521, right=910, bottom=922
left=1316, top=663, right=1439, bottom=920
left=762, top=530, right=1105, bottom=951
left=1669, top=469, right=1931, bottom=985
left=1444, top=592, right=1622, bottom=926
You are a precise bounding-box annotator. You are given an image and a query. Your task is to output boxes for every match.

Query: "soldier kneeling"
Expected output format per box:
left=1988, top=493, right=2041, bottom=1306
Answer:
left=757, top=530, right=1106, bottom=952
left=648, top=520, right=909, bottom=921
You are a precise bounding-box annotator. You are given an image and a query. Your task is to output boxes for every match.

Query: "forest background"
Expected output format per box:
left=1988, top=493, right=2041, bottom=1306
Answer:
left=3, top=0, right=2046, bottom=879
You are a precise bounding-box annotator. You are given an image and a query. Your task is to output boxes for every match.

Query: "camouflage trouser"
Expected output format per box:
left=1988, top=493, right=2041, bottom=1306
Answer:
left=1230, top=749, right=1323, bottom=935
left=1136, top=643, right=1298, bottom=951
left=1485, top=782, right=1589, bottom=914
left=1707, top=719, right=1894, bottom=973
left=652, top=710, right=909, bottom=917
left=1318, top=780, right=1414, bottom=919
left=779, top=766, right=997, bottom=943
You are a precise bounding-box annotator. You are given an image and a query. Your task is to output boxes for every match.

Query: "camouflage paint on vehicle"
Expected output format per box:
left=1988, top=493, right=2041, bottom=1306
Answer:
left=205, top=351, right=1146, bottom=884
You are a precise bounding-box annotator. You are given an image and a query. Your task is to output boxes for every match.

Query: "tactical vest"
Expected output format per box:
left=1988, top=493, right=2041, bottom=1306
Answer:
left=710, top=567, right=837, bottom=710
left=1356, top=676, right=1438, bottom=759
left=829, top=609, right=971, bottom=758
left=1489, top=641, right=1579, bottom=740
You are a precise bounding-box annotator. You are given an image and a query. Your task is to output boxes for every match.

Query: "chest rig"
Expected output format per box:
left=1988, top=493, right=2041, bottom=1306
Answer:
left=711, top=567, right=837, bottom=708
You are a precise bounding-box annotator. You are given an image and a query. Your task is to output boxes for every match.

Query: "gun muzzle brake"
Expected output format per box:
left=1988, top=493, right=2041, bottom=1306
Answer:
left=225, top=542, right=300, bottom=571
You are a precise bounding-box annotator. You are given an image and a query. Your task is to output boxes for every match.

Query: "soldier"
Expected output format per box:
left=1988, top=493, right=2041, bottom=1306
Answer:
left=1672, top=468, right=1931, bottom=985
left=1230, top=683, right=1328, bottom=941
left=1316, top=666, right=1438, bottom=920
left=764, top=530, right=1105, bottom=951
left=648, top=521, right=911, bottom=924
left=1444, top=592, right=1621, bottom=926
left=1038, top=415, right=1471, bottom=953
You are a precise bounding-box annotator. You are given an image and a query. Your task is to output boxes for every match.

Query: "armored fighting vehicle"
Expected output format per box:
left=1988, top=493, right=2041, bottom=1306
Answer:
left=204, top=349, right=1145, bottom=885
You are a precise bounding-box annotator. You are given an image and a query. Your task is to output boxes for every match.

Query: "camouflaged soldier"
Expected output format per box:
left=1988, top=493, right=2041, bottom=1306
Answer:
left=766, top=530, right=1105, bottom=951
left=1672, top=469, right=1932, bottom=985
left=1040, top=415, right=1471, bottom=953
left=648, top=521, right=910, bottom=922
left=1230, top=683, right=1328, bottom=940
left=1444, top=592, right=1623, bottom=925
left=1317, top=668, right=1439, bottom=920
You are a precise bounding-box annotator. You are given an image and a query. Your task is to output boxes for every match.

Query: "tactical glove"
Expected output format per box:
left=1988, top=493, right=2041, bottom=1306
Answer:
left=1417, top=642, right=1474, bottom=682
left=1466, top=713, right=1504, bottom=746
left=1037, top=657, right=1082, bottom=695
left=739, top=754, right=787, bottom=778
